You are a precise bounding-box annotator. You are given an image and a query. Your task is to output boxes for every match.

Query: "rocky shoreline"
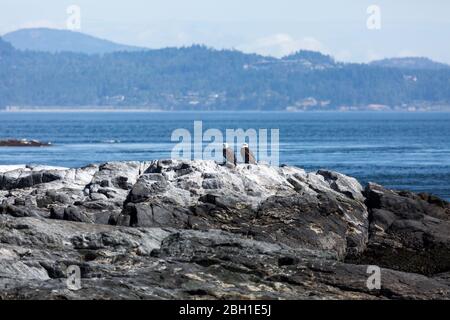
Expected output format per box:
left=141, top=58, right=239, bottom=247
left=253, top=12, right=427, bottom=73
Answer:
left=0, top=160, right=449, bottom=300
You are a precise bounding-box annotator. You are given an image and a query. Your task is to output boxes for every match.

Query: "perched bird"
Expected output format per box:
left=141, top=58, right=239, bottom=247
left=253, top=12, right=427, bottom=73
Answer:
left=241, top=143, right=257, bottom=164
left=223, top=143, right=237, bottom=166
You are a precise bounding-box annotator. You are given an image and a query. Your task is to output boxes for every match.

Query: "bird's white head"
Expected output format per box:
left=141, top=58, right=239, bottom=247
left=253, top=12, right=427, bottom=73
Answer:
left=223, top=143, right=229, bottom=148
left=242, top=143, right=249, bottom=148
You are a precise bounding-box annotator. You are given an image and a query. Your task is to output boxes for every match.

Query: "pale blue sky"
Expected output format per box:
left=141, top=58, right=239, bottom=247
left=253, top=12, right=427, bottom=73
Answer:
left=1, top=0, right=450, bottom=63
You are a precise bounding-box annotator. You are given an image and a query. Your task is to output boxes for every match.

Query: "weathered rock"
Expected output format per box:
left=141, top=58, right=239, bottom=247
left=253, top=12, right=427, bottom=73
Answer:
left=317, top=170, right=365, bottom=202
left=37, top=190, right=71, bottom=207
left=348, top=183, right=450, bottom=275
left=0, top=203, right=42, bottom=218
left=0, top=160, right=449, bottom=300
left=114, top=160, right=368, bottom=259
left=0, top=162, right=148, bottom=224
left=0, top=170, right=63, bottom=190
left=0, top=215, right=448, bottom=300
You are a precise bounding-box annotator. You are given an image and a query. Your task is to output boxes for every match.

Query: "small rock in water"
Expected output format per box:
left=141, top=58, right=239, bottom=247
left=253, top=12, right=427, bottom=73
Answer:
left=0, top=139, right=52, bottom=147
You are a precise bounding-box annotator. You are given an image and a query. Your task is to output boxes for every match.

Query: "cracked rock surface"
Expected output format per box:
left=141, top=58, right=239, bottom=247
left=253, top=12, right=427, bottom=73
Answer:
left=1, top=160, right=449, bottom=300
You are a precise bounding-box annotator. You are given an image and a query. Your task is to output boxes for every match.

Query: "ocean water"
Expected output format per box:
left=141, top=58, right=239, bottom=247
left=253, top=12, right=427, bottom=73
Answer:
left=0, top=111, right=449, bottom=200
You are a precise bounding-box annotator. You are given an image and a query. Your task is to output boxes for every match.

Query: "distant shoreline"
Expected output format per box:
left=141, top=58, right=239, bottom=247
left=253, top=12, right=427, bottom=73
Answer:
left=0, top=108, right=165, bottom=113
left=2, top=109, right=450, bottom=113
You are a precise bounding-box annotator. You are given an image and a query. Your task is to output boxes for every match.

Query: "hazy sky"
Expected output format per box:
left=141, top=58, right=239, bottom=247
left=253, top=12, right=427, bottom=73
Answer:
left=1, top=0, right=450, bottom=63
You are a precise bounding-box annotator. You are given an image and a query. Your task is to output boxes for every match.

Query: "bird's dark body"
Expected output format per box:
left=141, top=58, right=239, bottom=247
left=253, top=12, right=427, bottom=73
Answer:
left=241, top=146, right=257, bottom=164
left=223, top=147, right=237, bottom=166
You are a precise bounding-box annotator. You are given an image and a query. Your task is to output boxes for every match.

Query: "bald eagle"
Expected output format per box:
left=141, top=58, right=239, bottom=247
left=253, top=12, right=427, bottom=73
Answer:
left=241, top=143, right=257, bottom=164
left=223, top=143, right=237, bottom=166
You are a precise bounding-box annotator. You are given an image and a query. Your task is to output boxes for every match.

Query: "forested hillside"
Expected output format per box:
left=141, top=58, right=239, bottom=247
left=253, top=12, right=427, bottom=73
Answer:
left=1, top=37, right=450, bottom=110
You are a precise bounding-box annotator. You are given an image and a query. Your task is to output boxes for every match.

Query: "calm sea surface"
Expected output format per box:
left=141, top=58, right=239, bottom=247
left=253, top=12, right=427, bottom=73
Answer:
left=0, top=112, right=449, bottom=200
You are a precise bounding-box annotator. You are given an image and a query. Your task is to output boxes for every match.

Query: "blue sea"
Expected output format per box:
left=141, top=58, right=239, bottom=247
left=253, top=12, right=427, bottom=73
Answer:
left=0, top=112, right=449, bottom=200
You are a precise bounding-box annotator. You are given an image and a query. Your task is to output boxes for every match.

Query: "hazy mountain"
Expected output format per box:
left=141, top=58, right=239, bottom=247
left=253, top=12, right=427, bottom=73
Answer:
left=2, top=28, right=146, bottom=54
left=371, top=57, right=450, bottom=70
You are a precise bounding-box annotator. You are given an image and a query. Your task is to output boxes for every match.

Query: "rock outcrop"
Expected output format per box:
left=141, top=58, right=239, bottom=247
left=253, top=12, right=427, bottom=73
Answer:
left=0, top=160, right=449, bottom=300
left=348, top=183, right=450, bottom=276
left=0, top=139, right=51, bottom=147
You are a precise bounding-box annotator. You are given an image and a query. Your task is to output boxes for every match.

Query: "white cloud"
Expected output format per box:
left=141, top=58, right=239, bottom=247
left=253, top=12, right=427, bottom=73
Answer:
left=237, top=33, right=326, bottom=58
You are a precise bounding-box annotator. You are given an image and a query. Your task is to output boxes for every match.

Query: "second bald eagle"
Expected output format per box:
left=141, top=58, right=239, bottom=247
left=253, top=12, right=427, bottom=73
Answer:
left=241, top=143, right=257, bottom=164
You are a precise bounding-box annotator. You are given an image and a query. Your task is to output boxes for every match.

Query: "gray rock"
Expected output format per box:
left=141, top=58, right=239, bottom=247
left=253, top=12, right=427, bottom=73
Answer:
left=0, top=170, right=63, bottom=190
left=317, top=170, right=365, bottom=202
left=0, top=215, right=448, bottom=300
left=115, top=160, right=368, bottom=260
left=63, top=206, right=93, bottom=223
left=0, top=160, right=449, bottom=300
left=348, top=183, right=450, bottom=276
left=90, top=192, right=108, bottom=201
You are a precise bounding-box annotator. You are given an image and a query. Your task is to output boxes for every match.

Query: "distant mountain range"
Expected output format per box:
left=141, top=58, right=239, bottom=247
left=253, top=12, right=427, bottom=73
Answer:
left=3, top=28, right=144, bottom=54
left=1, top=28, right=450, bottom=111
